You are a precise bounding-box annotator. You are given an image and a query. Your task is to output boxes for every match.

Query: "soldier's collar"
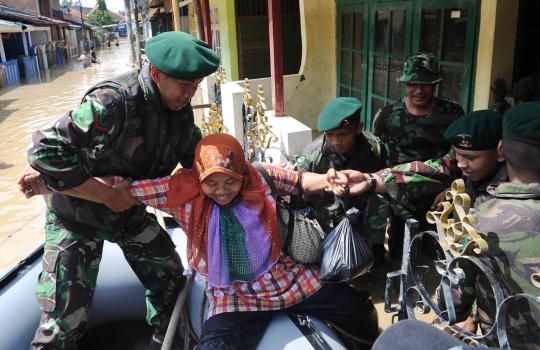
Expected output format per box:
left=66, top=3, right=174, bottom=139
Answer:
left=139, top=63, right=161, bottom=107
left=487, top=181, right=540, bottom=199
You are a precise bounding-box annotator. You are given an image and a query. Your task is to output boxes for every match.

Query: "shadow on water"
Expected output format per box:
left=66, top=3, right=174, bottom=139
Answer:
left=0, top=161, right=13, bottom=170
left=0, top=98, right=18, bottom=124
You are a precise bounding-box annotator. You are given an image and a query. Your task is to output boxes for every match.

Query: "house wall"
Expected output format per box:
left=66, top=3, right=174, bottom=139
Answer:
left=473, top=0, right=519, bottom=109
left=283, top=0, right=336, bottom=130
left=0, top=0, right=40, bottom=13
left=210, top=0, right=239, bottom=81
left=30, top=30, right=49, bottom=45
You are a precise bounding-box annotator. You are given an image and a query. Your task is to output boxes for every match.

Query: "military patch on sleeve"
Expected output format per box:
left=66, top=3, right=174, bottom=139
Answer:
left=94, top=111, right=108, bottom=132
left=72, top=101, right=112, bottom=133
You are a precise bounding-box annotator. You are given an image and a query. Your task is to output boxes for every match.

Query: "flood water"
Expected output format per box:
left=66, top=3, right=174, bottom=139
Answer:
left=0, top=42, right=134, bottom=275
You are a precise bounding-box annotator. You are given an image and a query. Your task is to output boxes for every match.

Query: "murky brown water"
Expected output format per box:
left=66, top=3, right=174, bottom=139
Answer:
left=0, top=42, right=134, bottom=275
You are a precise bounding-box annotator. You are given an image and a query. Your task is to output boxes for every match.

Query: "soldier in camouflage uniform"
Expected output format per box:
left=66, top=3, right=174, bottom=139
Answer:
left=372, top=110, right=506, bottom=213
left=18, top=32, right=220, bottom=350
left=372, top=53, right=464, bottom=259
left=295, top=97, right=387, bottom=261
left=449, top=102, right=540, bottom=348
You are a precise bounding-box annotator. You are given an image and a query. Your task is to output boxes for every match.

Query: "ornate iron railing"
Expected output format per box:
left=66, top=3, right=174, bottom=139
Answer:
left=241, top=79, right=278, bottom=162
left=384, top=180, right=540, bottom=349
left=201, top=67, right=227, bottom=136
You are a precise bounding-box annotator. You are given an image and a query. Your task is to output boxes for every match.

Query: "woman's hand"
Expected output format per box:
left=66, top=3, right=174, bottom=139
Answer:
left=325, top=169, right=349, bottom=196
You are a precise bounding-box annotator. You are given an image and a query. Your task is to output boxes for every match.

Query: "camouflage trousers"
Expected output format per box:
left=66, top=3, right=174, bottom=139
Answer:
left=31, top=210, right=184, bottom=350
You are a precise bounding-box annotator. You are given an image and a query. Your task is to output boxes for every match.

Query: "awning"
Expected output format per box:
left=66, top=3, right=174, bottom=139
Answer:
left=0, top=5, right=70, bottom=27
left=0, top=18, right=23, bottom=32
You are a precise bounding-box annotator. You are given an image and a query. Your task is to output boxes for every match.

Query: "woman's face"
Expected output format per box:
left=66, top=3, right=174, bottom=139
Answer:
left=201, top=172, right=243, bottom=206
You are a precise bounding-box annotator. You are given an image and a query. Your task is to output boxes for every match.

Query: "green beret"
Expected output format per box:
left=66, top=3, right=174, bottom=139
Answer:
left=145, top=31, right=220, bottom=80
left=398, top=53, right=442, bottom=84
left=317, top=97, right=362, bottom=132
left=503, top=101, right=540, bottom=145
left=443, top=110, right=502, bottom=150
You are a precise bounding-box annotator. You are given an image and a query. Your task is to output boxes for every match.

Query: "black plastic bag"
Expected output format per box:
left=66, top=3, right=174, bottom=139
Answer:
left=319, top=207, right=374, bottom=282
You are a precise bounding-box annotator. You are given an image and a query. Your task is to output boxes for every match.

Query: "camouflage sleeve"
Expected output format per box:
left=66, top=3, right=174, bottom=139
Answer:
left=371, top=107, right=386, bottom=137
left=295, top=137, right=324, bottom=173
left=179, top=125, right=202, bottom=169
left=378, top=150, right=459, bottom=204
left=28, top=87, right=124, bottom=191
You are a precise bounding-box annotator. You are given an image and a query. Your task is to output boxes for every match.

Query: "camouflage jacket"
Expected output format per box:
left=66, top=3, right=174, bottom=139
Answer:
left=28, top=64, right=201, bottom=235
left=372, top=97, right=464, bottom=167
left=295, top=132, right=387, bottom=234
left=458, top=182, right=540, bottom=347
left=379, top=150, right=508, bottom=215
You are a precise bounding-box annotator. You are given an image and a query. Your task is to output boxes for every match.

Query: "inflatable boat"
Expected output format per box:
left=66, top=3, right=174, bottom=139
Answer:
left=0, top=218, right=347, bottom=350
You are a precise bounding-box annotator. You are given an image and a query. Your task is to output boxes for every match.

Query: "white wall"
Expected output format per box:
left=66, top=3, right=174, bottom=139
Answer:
left=30, top=31, right=49, bottom=45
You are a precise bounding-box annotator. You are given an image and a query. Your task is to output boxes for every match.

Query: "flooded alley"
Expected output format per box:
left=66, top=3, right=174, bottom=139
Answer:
left=0, top=42, right=134, bottom=275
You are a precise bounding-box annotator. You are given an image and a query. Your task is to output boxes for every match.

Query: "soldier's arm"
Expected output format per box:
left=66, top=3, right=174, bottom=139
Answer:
left=26, top=87, right=134, bottom=210
left=28, top=87, right=124, bottom=190
left=376, top=151, right=459, bottom=202
left=343, top=151, right=459, bottom=198
left=179, top=125, right=202, bottom=168
left=18, top=168, right=140, bottom=212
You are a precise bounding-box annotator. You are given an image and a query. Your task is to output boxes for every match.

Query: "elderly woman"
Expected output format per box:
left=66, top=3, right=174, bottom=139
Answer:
left=23, top=133, right=379, bottom=349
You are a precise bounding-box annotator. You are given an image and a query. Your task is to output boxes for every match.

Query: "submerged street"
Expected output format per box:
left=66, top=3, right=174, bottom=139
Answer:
left=0, top=42, right=133, bottom=274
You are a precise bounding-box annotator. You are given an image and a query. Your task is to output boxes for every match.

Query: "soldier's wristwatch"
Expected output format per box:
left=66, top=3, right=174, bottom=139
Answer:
left=367, top=173, right=377, bottom=192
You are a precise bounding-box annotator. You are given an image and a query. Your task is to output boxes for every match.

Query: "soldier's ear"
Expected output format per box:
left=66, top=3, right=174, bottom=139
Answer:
left=497, top=140, right=506, bottom=162
left=150, top=65, right=161, bottom=84
left=357, top=122, right=363, bottom=134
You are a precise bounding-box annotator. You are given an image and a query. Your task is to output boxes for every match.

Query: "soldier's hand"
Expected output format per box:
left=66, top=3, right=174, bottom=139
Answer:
left=339, top=170, right=371, bottom=195
left=455, top=316, right=477, bottom=333
left=431, top=188, right=450, bottom=210
left=325, top=168, right=349, bottom=196
left=102, top=180, right=142, bottom=212
left=17, top=167, right=52, bottom=198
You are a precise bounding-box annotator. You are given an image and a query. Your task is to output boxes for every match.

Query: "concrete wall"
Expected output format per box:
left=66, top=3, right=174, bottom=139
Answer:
left=30, top=30, right=49, bottom=45
left=211, top=0, right=335, bottom=131
left=473, top=0, right=519, bottom=109
left=210, top=0, right=239, bottom=81
left=281, top=0, right=337, bottom=130
left=0, top=0, right=39, bottom=14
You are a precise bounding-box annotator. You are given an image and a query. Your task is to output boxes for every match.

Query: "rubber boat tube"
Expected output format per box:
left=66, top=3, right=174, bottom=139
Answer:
left=0, top=226, right=346, bottom=350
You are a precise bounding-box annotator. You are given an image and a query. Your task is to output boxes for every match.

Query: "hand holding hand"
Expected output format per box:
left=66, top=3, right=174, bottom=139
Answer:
left=102, top=180, right=142, bottom=212
left=339, top=170, right=372, bottom=195
left=325, top=168, right=349, bottom=196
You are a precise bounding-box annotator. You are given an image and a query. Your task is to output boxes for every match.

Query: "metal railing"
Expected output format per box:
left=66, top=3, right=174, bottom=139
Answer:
left=384, top=180, right=540, bottom=349
left=0, top=59, right=21, bottom=87
left=241, top=78, right=278, bottom=162
left=23, top=55, right=40, bottom=80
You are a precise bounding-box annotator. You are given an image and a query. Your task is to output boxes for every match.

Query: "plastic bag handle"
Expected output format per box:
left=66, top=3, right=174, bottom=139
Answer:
left=337, top=186, right=351, bottom=211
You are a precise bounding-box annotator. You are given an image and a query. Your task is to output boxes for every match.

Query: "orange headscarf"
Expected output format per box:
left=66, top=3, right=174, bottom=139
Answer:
left=167, top=133, right=282, bottom=277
